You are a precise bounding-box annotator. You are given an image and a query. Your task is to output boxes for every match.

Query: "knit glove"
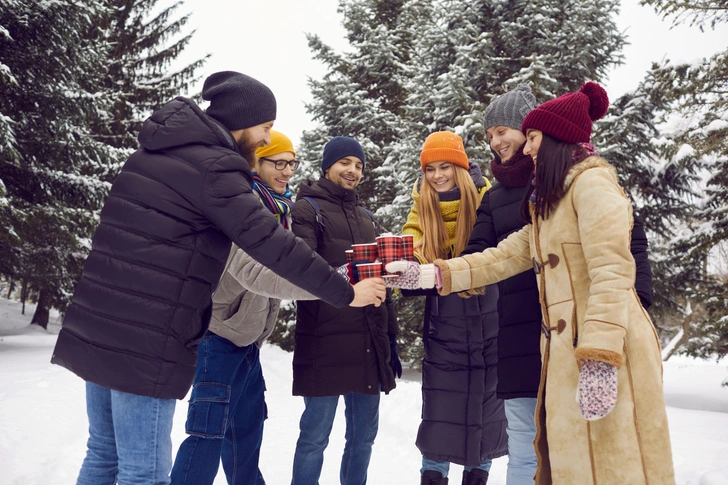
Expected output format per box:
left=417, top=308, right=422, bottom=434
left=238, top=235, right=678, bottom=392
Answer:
left=389, top=334, right=403, bottom=378
left=335, top=260, right=370, bottom=284
left=383, top=261, right=437, bottom=290
left=576, top=359, right=618, bottom=421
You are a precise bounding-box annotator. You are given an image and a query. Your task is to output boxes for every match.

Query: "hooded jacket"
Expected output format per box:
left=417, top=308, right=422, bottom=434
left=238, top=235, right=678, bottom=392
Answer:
left=436, top=157, right=674, bottom=485
left=51, top=97, right=354, bottom=400
left=291, top=177, right=397, bottom=396
left=463, top=154, right=653, bottom=400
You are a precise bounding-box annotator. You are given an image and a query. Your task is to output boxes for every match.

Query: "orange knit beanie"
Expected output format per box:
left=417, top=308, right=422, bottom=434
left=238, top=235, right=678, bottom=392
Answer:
left=419, top=131, right=469, bottom=171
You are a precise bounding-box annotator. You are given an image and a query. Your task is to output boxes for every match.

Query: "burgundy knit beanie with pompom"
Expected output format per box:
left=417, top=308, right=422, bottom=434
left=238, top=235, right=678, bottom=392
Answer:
left=520, top=82, right=609, bottom=143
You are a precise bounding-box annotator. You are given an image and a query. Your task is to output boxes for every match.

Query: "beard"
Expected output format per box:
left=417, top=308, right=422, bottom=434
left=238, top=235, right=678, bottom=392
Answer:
left=236, top=131, right=265, bottom=167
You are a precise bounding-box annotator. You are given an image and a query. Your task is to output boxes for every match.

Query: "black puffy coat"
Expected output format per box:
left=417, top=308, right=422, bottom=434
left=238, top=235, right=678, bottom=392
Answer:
left=464, top=175, right=653, bottom=400
left=291, top=178, right=397, bottom=396
left=406, top=288, right=509, bottom=466
left=402, top=170, right=508, bottom=467
left=51, top=98, right=354, bottom=400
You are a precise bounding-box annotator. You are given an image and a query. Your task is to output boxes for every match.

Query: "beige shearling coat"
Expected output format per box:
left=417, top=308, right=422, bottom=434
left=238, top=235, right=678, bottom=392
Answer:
left=435, top=157, right=675, bottom=485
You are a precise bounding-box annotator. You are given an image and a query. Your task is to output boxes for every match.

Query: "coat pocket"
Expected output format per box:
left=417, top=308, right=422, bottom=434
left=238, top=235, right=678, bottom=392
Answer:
left=220, top=289, right=269, bottom=329
left=546, top=299, right=576, bottom=351
left=561, top=243, right=588, bottom=347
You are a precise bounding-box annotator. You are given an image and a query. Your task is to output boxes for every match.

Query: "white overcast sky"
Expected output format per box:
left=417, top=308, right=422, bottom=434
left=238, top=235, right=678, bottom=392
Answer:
left=171, top=0, right=728, bottom=144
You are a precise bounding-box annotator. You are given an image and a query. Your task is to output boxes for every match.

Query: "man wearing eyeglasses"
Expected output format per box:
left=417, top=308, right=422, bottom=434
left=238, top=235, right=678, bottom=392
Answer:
left=51, top=71, right=386, bottom=485
left=172, top=130, right=316, bottom=485
left=290, top=136, right=401, bottom=485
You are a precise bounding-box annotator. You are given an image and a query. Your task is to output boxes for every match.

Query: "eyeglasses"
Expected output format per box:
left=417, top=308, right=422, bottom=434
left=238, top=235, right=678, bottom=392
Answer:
left=259, top=157, right=300, bottom=171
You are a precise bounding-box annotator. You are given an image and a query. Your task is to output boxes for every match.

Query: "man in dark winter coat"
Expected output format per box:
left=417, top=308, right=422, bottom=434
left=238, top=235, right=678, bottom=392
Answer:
left=290, top=136, right=400, bottom=485
left=51, top=72, right=386, bottom=485
left=462, top=85, right=653, bottom=485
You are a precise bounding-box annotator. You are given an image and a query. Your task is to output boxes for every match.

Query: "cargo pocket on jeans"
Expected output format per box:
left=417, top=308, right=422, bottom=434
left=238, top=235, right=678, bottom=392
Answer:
left=185, top=382, right=230, bottom=438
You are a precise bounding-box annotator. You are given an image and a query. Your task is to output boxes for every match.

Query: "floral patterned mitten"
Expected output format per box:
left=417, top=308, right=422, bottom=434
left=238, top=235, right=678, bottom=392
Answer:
left=577, top=359, right=618, bottom=421
left=383, top=261, right=437, bottom=289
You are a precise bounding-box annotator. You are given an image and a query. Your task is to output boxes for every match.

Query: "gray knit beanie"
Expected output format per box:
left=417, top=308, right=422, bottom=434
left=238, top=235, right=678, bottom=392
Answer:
left=483, top=85, right=537, bottom=131
left=202, top=71, right=277, bottom=131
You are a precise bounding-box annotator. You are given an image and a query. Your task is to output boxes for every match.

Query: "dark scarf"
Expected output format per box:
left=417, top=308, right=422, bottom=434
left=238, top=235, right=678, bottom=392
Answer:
left=252, top=173, right=294, bottom=229
left=490, top=142, right=534, bottom=188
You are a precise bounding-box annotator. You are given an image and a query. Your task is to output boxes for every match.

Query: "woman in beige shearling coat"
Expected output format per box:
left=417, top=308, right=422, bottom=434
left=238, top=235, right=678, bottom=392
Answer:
left=438, top=155, right=674, bottom=485
left=387, top=83, right=676, bottom=485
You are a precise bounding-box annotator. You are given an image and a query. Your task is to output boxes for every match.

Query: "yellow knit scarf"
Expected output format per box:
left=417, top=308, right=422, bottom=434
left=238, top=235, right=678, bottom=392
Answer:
left=402, top=179, right=489, bottom=261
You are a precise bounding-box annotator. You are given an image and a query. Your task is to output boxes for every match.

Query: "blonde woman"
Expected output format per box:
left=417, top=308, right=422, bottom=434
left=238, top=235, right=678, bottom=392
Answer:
left=400, top=131, right=507, bottom=485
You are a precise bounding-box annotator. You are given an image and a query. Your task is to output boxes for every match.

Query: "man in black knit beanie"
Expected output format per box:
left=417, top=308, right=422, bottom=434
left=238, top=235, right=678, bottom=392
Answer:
left=52, top=71, right=386, bottom=485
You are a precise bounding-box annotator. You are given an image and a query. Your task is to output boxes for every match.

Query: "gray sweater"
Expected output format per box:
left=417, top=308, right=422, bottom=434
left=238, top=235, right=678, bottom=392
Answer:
left=208, top=214, right=317, bottom=347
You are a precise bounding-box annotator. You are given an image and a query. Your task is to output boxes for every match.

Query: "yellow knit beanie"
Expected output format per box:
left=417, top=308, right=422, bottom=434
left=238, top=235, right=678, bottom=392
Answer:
left=256, top=130, right=296, bottom=158
left=419, top=131, right=469, bottom=171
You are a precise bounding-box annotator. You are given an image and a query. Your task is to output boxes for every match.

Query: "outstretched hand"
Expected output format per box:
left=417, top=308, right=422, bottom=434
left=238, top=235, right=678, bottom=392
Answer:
left=350, top=278, right=386, bottom=307
left=336, top=260, right=372, bottom=284
left=384, top=261, right=437, bottom=290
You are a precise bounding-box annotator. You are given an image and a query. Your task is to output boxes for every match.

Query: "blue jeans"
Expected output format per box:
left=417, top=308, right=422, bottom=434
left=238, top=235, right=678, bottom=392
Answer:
left=291, top=393, right=380, bottom=485
left=171, top=332, right=266, bottom=485
left=76, top=381, right=176, bottom=485
left=420, top=456, right=492, bottom=478
left=504, top=398, right=538, bottom=485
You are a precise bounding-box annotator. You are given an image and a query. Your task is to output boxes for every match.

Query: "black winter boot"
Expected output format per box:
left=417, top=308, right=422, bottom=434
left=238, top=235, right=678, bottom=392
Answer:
left=462, top=469, right=489, bottom=485
left=421, top=470, right=448, bottom=485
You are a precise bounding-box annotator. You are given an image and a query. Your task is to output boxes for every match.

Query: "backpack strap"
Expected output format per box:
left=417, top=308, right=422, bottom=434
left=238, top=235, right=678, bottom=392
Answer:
left=301, top=196, right=324, bottom=232
left=301, top=196, right=383, bottom=239
left=300, top=196, right=325, bottom=248
left=360, top=207, right=383, bottom=236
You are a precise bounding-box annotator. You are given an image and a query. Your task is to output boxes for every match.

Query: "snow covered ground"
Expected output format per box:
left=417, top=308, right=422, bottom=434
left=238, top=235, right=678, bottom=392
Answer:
left=0, top=297, right=727, bottom=485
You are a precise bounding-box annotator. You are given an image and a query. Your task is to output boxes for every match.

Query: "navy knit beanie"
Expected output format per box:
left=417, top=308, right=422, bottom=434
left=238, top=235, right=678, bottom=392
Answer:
left=202, top=71, right=277, bottom=131
left=321, top=137, right=366, bottom=174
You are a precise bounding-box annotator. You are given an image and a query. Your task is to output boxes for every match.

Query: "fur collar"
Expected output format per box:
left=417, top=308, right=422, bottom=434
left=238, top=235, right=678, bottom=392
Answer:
left=563, top=156, right=618, bottom=191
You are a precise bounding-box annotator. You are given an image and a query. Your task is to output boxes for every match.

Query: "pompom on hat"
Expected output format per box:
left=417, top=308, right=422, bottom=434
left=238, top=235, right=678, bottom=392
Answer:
left=256, top=130, right=296, bottom=158
left=521, top=82, right=609, bottom=144
left=202, top=71, right=277, bottom=131
left=420, top=131, right=469, bottom=171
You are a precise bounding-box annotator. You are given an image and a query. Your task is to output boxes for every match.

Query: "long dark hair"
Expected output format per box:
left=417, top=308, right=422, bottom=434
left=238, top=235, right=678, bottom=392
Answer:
left=520, top=133, right=582, bottom=222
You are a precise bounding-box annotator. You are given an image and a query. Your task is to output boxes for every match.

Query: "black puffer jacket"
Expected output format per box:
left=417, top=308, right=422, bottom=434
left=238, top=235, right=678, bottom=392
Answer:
left=51, top=98, right=354, bottom=400
left=402, top=166, right=508, bottom=467
left=464, top=172, right=654, bottom=400
left=408, top=288, right=508, bottom=466
left=291, top=178, right=397, bottom=396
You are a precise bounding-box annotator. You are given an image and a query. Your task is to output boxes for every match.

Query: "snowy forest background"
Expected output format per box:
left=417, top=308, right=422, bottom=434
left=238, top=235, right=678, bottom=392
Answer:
left=1, top=0, right=727, bottom=366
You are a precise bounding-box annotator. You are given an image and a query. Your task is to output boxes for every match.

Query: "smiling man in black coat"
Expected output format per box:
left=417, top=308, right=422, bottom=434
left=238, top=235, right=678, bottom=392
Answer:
left=289, top=136, right=399, bottom=485
left=51, top=72, right=386, bottom=485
